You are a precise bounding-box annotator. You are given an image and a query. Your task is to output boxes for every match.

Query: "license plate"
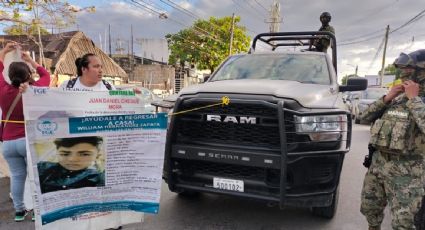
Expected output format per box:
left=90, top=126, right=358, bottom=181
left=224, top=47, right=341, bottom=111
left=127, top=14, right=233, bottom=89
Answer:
left=213, top=177, right=244, bottom=192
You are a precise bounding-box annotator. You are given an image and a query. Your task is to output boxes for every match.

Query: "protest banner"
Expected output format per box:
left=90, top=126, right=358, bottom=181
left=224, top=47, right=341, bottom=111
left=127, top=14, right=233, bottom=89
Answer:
left=23, top=88, right=166, bottom=230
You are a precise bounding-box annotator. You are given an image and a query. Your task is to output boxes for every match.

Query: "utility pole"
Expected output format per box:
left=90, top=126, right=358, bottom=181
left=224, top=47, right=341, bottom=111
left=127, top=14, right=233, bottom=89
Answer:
left=229, top=13, right=235, bottom=56
left=267, top=0, right=282, bottom=32
left=34, top=0, right=45, bottom=66
left=130, top=24, right=134, bottom=82
left=355, top=65, right=358, bottom=76
left=380, top=25, right=390, bottom=87
left=108, top=24, right=112, bottom=57
left=115, top=38, right=125, bottom=55
left=99, top=33, right=102, bottom=51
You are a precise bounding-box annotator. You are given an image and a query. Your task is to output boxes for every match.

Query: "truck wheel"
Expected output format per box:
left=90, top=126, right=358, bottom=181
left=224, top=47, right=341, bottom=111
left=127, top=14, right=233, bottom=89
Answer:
left=311, top=189, right=339, bottom=219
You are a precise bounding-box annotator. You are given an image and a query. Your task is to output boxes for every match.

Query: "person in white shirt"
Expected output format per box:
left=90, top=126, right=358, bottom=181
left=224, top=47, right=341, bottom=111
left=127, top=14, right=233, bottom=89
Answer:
left=60, top=53, right=115, bottom=91
left=59, top=54, right=143, bottom=230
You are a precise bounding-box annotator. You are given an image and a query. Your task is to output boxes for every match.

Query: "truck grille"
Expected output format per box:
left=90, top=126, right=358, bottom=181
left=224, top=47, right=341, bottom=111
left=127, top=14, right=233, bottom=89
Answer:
left=168, top=96, right=346, bottom=200
left=174, top=100, right=290, bottom=149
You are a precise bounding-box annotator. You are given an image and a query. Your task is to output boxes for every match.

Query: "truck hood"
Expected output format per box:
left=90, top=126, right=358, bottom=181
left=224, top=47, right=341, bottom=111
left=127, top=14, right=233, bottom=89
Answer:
left=179, top=79, right=340, bottom=108
left=359, top=99, right=376, bottom=105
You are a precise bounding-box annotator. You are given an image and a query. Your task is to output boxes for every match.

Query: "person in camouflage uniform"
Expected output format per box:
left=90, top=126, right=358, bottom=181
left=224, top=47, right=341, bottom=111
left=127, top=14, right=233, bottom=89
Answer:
left=415, top=195, right=425, bottom=229
left=360, top=49, right=425, bottom=230
left=310, top=12, right=335, bottom=53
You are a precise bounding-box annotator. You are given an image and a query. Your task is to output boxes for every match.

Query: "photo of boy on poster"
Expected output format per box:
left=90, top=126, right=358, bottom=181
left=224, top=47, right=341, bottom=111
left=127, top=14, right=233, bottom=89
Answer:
left=37, top=136, right=105, bottom=194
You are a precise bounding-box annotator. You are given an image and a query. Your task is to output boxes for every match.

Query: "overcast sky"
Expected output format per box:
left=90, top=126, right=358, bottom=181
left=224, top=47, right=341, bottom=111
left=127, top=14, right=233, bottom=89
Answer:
left=34, top=0, right=425, bottom=78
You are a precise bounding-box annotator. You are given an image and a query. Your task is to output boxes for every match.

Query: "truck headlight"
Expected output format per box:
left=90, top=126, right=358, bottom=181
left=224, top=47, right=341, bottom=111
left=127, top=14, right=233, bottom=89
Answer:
left=294, top=114, right=348, bottom=141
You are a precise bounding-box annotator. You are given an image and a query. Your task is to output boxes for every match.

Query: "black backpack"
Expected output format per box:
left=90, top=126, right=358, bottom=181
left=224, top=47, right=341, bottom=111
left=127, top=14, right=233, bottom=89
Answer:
left=66, top=77, right=112, bottom=90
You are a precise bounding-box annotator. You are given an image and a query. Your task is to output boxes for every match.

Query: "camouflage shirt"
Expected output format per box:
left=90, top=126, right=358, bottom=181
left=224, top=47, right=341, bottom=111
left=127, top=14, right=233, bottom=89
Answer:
left=314, top=25, right=335, bottom=52
left=360, top=94, right=425, bottom=155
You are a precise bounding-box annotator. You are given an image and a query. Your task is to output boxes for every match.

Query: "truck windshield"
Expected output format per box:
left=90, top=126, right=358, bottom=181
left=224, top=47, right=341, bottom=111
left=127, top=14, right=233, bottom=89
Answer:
left=210, top=54, right=331, bottom=84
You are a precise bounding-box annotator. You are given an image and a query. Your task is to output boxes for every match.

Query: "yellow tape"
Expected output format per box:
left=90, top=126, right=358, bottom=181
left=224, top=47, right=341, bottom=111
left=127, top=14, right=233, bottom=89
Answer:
left=0, top=120, right=25, bottom=124
left=168, top=96, right=230, bottom=116
left=1, top=96, right=231, bottom=122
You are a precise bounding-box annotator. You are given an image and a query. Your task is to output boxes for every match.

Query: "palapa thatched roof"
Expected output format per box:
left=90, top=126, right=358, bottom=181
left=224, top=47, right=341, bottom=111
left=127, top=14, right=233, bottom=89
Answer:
left=0, top=31, right=127, bottom=79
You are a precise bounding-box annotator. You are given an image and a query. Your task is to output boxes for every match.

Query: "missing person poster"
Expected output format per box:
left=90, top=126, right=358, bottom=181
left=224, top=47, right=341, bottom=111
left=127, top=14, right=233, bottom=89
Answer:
left=23, top=88, right=167, bottom=230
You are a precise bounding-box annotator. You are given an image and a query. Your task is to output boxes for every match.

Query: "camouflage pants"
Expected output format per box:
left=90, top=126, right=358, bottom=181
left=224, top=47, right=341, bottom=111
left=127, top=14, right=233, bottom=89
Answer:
left=360, top=151, right=425, bottom=230
left=415, top=195, right=425, bottom=229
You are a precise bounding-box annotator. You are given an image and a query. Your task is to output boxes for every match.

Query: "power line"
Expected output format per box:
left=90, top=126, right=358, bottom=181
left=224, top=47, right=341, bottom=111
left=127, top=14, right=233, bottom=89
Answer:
left=340, top=0, right=399, bottom=29
left=165, top=0, right=200, bottom=19
left=158, top=0, right=259, bottom=38
left=129, top=0, right=227, bottom=46
left=340, top=8, right=425, bottom=46
left=158, top=0, right=228, bottom=38
left=231, top=0, right=264, bottom=21
left=366, top=37, right=385, bottom=73
left=390, top=9, right=425, bottom=33
left=160, top=0, right=261, bottom=38
left=254, top=0, right=268, bottom=12
left=339, top=28, right=385, bottom=44
left=143, top=0, right=170, bottom=13
left=246, top=0, right=267, bottom=17
left=339, top=33, right=384, bottom=46
left=132, top=0, right=165, bottom=15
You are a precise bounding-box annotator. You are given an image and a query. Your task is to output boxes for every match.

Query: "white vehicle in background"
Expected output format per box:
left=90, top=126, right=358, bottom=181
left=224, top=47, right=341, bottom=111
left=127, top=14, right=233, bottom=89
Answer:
left=115, top=84, right=161, bottom=113
left=152, top=89, right=171, bottom=99
left=342, top=92, right=358, bottom=120
left=353, top=87, right=388, bottom=124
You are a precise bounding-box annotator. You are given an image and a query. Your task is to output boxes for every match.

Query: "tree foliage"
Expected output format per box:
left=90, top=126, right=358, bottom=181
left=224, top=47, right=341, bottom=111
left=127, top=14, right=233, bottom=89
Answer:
left=0, top=1, right=94, bottom=66
left=378, top=64, right=401, bottom=79
left=0, top=1, right=95, bottom=35
left=166, top=16, right=251, bottom=72
left=4, top=23, right=50, bottom=35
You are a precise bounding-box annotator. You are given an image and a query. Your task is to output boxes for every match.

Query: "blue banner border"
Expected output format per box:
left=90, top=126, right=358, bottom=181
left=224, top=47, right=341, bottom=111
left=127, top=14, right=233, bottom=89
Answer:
left=42, top=201, right=159, bottom=225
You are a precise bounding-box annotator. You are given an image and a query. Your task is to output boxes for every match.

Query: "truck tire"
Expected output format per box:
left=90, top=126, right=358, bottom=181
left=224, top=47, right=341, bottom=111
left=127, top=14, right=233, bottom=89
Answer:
left=311, top=188, right=339, bottom=219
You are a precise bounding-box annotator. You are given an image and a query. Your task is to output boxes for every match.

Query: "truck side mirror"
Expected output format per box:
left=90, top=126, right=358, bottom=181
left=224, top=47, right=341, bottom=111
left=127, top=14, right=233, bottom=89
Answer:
left=339, top=77, right=368, bottom=92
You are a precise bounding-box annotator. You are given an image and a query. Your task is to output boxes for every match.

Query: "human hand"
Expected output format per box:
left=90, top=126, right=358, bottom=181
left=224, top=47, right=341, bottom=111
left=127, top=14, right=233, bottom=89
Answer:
left=383, top=85, right=404, bottom=103
left=2, top=42, right=19, bottom=54
left=403, top=80, right=419, bottom=99
left=21, top=51, right=40, bottom=68
left=0, top=42, right=20, bottom=61
left=19, top=82, right=29, bottom=93
left=21, top=51, right=32, bottom=63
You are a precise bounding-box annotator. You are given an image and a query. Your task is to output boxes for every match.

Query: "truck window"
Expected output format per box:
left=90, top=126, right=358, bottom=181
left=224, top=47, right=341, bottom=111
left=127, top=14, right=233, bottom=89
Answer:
left=211, top=54, right=330, bottom=84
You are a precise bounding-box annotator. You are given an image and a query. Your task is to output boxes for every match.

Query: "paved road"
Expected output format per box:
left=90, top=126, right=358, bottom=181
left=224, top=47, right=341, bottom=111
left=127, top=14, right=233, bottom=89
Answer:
left=0, top=124, right=392, bottom=230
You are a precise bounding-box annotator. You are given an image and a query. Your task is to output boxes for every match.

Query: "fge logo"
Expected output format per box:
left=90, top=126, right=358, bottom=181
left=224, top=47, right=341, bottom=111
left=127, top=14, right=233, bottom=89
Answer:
left=36, top=120, right=58, bottom=135
left=33, top=88, right=48, bottom=95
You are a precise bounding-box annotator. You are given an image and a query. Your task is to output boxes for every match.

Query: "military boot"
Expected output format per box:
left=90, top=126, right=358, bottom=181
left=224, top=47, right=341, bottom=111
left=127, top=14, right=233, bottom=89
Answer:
left=368, top=226, right=380, bottom=230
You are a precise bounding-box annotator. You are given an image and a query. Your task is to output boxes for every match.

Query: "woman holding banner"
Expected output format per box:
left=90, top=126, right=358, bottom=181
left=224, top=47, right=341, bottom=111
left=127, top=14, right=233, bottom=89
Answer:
left=0, top=42, right=50, bottom=222
left=58, top=54, right=142, bottom=230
